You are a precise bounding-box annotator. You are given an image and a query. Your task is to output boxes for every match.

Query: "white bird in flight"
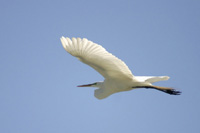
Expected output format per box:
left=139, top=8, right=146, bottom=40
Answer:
left=60, top=37, right=181, bottom=99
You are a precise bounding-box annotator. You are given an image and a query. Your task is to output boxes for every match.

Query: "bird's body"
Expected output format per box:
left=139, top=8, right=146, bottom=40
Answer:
left=60, top=37, right=181, bottom=99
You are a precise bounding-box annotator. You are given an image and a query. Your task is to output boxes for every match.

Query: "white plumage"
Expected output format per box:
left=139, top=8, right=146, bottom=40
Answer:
left=60, top=37, right=181, bottom=99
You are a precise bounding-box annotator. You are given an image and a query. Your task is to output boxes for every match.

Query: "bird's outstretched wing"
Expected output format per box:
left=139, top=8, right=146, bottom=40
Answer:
left=60, top=37, right=134, bottom=80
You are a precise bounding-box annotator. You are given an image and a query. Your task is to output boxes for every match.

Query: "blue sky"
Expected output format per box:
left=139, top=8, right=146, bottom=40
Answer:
left=0, top=0, right=200, bottom=132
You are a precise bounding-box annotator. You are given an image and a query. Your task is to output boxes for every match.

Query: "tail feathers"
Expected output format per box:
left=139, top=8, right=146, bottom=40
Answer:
left=145, top=76, right=169, bottom=83
left=135, top=76, right=169, bottom=83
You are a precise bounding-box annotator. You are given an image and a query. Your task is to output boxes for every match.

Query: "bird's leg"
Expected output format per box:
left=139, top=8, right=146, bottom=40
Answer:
left=150, top=88, right=181, bottom=95
left=134, top=86, right=181, bottom=95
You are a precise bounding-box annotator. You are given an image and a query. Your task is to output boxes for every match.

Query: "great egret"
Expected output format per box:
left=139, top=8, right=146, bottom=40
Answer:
left=60, top=37, right=181, bottom=99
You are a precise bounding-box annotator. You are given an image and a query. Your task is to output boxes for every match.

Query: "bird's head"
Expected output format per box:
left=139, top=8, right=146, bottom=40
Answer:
left=77, top=82, right=103, bottom=88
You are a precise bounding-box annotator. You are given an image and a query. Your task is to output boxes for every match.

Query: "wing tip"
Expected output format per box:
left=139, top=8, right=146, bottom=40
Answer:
left=60, top=36, right=67, bottom=49
left=60, top=36, right=72, bottom=51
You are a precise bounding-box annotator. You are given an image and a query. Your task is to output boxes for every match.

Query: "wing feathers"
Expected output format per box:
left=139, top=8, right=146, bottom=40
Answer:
left=61, top=37, right=134, bottom=80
